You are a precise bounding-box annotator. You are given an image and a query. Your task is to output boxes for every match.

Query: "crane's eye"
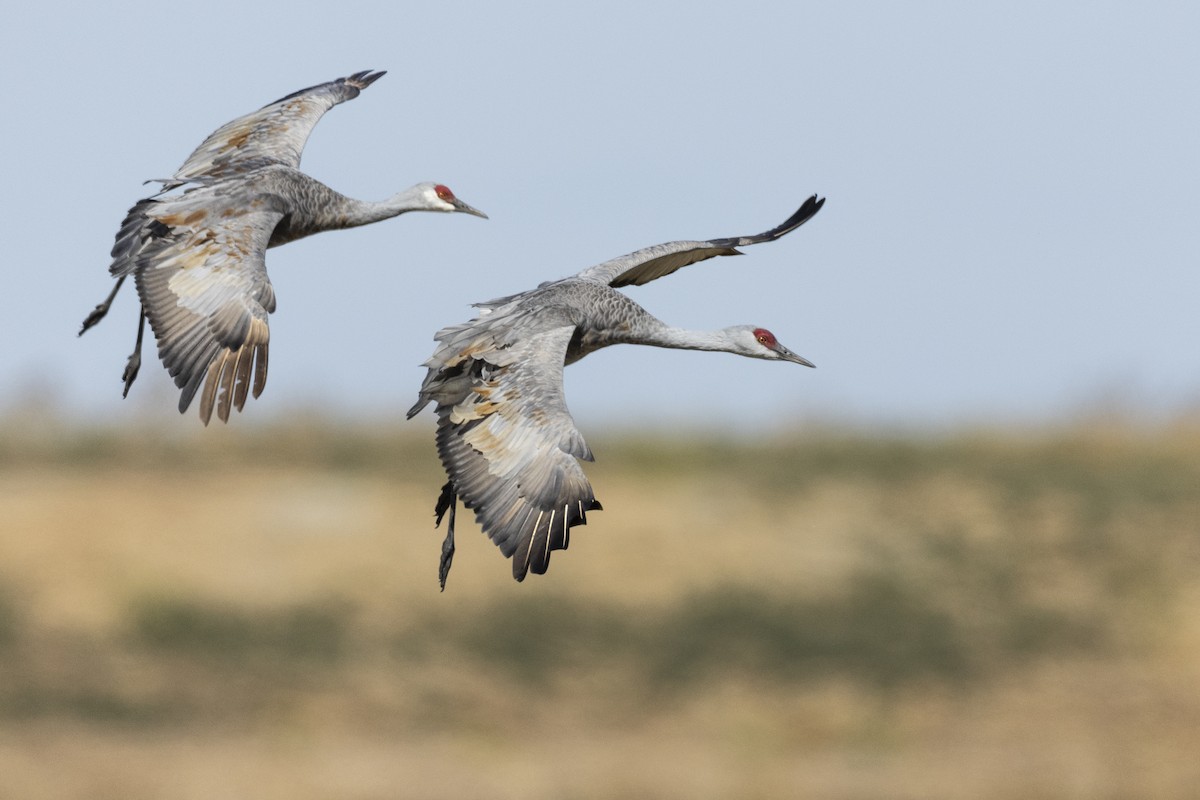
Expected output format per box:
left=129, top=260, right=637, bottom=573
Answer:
left=434, top=184, right=454, bottom=201
left=753, top=328, right=777, bottom=348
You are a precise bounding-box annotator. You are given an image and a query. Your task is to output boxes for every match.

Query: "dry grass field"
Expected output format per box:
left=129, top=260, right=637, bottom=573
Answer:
left=1, top=416, right=1198, bottom=799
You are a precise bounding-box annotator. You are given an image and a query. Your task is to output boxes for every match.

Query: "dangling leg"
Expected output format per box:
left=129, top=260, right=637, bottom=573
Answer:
left=434, top=481, right=458, bottom=591
left=79, top=275, right=127, bottom=336
left=121, top=309, right=146, bottom=398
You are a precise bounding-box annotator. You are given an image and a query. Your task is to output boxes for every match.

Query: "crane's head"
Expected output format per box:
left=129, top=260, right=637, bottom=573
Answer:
left=726, top=325, right=815, bottom=366
left=408, top=182, right=488, bottom=218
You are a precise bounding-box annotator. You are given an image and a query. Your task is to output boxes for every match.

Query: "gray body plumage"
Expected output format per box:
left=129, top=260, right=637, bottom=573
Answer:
left=409, top=195, right=826, bottom=586
left=83, top=70, right=486, bottom=424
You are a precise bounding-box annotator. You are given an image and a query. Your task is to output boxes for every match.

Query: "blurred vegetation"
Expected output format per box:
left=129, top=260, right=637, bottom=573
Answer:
left=0, top=584, right=19, bottom=651
left=1, top=416, right=1198, bottom=798
left=0, top=417, right=431, bottom=476
left=130, top=595, right=349, bottom=665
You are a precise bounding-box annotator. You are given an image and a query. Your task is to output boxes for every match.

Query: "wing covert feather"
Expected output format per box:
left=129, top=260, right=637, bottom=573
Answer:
left=163, top=70, right=385, bottom=187
left=126, top=187, right=285, bottom=423
left=428, top=322, right=601, bottom=580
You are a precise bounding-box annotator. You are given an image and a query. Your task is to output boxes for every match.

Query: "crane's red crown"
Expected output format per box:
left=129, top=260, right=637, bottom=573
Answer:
left=434, top=184, right=455, bottom=201
left=753, top=328, right=777, bottom=348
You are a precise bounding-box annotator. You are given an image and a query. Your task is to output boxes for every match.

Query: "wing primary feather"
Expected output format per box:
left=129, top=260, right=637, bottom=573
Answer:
left=524, top=510, right=547, bottom=578
left=198, top=357, right=223, bottom=426
left=199, top=362, right=220, bottom=429
left=534, top=509, right=556, bottom=575
left=217, top=351, right=236, bottom=423
left=709, top=195, right=826, bottom=249
left=177, top=367, right=206, bottom=415
left=232, top=347, right=253, bottom=411
left=252, top=342, right=269, bottom=398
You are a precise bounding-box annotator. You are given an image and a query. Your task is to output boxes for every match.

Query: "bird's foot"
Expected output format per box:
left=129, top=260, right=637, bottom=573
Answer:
left=435, top=481, right=457, bottom=591
left=79, top=304, right=110, bottom=336
left=121, top=350, right=141, bottom=398
left=438, top=525, right=455, bottom=592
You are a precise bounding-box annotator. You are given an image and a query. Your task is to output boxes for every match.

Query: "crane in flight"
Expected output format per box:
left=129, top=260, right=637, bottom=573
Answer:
left=80, top=70, right=487, bottom=424
left=408, top=195, right=825, bottom=588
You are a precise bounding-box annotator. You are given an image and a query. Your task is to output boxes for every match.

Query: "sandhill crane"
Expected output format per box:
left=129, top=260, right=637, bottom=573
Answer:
left=80, top=70, right=486, bottom=424
left=407, top=195, right=825, bottom=588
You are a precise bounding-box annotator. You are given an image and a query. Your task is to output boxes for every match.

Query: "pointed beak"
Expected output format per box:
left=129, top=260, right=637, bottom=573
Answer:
left=776, top=344, right=815, bottom=368
left=451, top=197, right=488, bottom=219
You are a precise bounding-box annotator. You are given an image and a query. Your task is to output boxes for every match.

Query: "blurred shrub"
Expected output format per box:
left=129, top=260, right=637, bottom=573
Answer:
left=0, top=582, right=20, bottom=651
left=3, top=419, right=1195, bottom=729
left=649, top=576, right=971, bottom=689
left=129, top=595, right=349, bottom=665
left=418, top=559, right=1106, bottom=693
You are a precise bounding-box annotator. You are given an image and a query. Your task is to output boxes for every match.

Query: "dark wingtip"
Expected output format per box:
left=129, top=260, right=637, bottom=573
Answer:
left=777, top=194, right=826, bottom=234
left=709, top=194, right=826, bottom=249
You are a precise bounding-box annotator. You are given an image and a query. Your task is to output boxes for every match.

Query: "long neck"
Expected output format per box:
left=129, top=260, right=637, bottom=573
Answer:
left=566, top=284, right=743, bottom=364
left=268, top=176, right=429, bottom=247
left=296, top=190, right=423, bottom=238
left=337, top=185, right=433, bottom=227
left=637, top=322, right=741, bottom=353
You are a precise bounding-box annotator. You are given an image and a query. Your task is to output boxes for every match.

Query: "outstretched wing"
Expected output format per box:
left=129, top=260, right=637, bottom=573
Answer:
left=160, top=70, right=386, bottom=188
left=114, top=185, right=285, bottom=424
left=575, top=195, right=825, bottom=288
left=413, top=313, right=601, bottom=581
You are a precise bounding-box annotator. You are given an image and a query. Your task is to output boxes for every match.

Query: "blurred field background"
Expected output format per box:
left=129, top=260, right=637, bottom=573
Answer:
left=1, top=412, right=1198, bottom=799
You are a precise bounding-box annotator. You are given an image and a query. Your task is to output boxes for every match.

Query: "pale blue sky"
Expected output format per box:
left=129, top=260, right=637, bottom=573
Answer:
left=3, top=2, right=1198, bottom=430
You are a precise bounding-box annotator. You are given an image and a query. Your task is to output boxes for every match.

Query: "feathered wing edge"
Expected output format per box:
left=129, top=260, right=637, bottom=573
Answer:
left=435, top=410, right=602, bottom=582
left=414, top=319, right=602, bottom=583
left=155, top=70, right=387, bottom=189
left=573, top=194, right=825, bottom=288
left=122, top=188, right=282, bottom=424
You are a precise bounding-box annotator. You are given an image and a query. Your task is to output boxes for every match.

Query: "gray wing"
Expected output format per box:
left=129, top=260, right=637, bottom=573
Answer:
left=575, top=195, right=825, bottom=288
left=114, top=185, right=286, bottom=424
left=412, top=313, right=600, bottom=581
left=159, top=70, right=386, bottom=188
